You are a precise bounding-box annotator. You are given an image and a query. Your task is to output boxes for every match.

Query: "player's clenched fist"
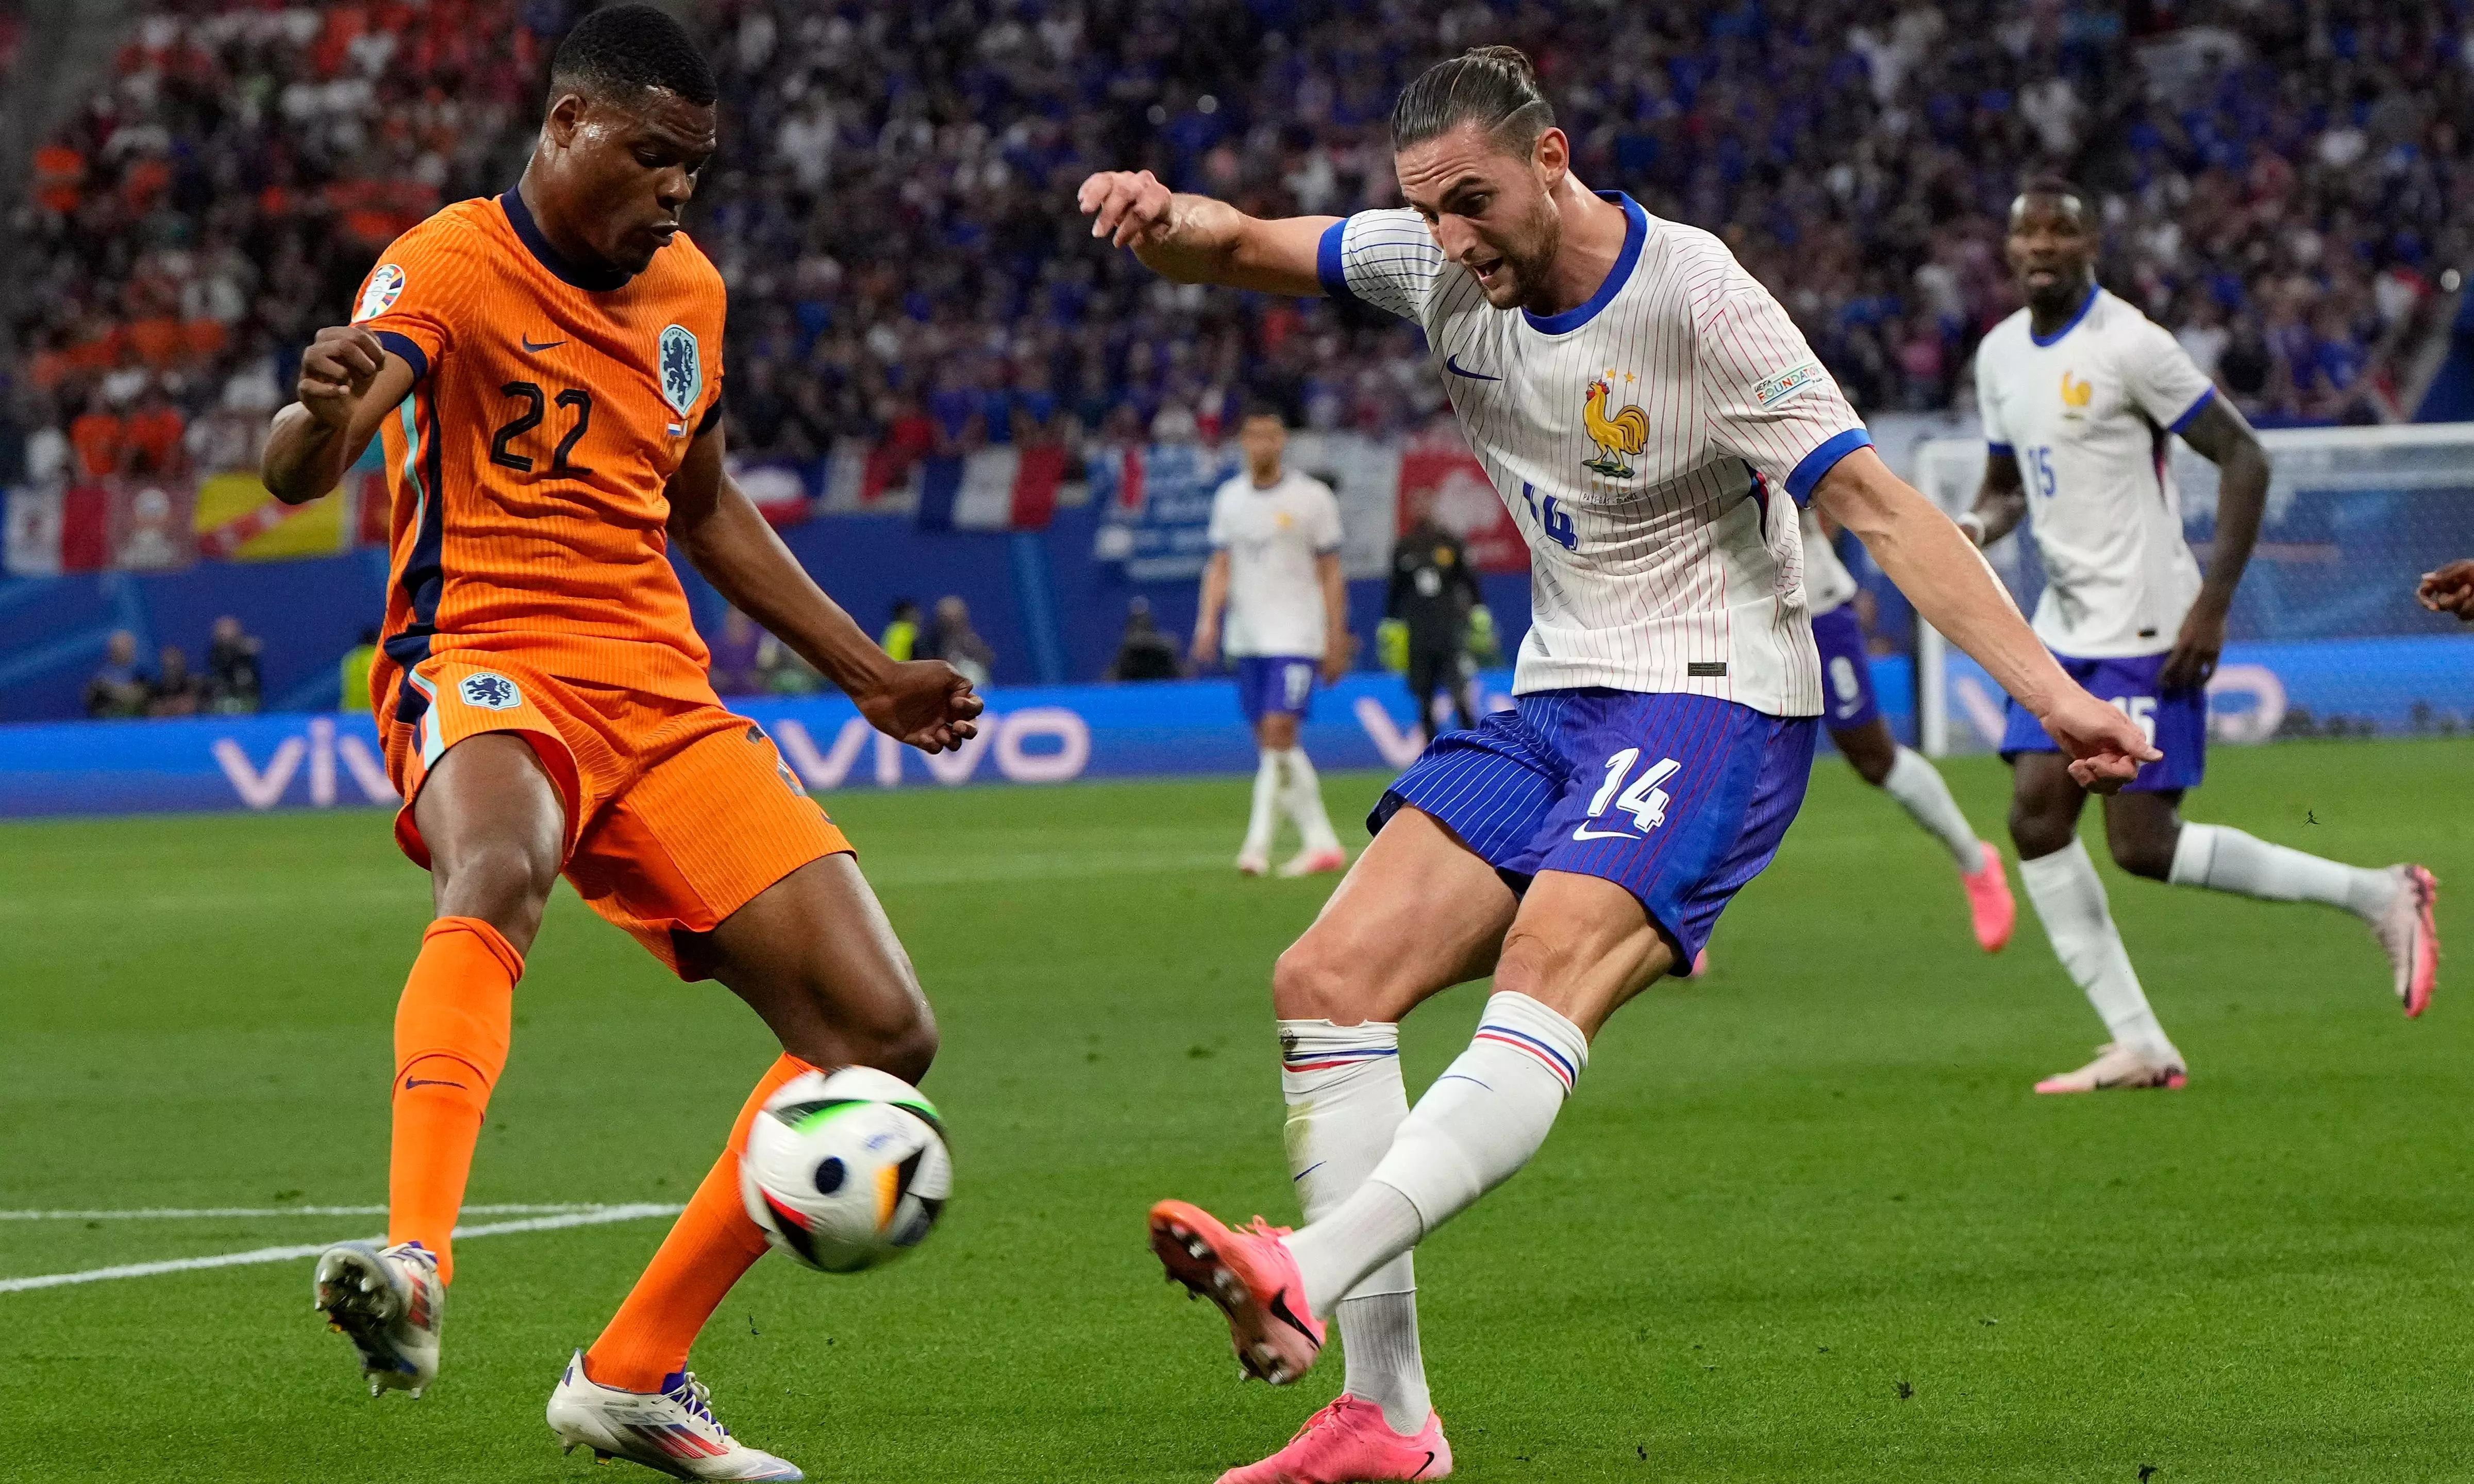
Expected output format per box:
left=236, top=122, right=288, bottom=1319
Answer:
left=1077, top=169, right=1175, bottom=249
left=2041, top=688, right=2162, bottom=794
left=297, top=326, right=387, bottom=428
left=2416, top=559, right=2474, bottom=621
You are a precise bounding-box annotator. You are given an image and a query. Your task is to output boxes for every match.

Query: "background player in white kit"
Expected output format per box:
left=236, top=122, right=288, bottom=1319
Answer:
left=1196, top=406, right=1350, bottom=878
left=1083, top=50, right=2154, bottom=1484
left=1966, top=181, right=2440, bottom=1094
left=1801, top=503, right=2015, bottom=951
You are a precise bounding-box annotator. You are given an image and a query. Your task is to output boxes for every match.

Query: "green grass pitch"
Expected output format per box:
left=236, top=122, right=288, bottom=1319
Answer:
left=3, top=738, right=2469, bottom=1482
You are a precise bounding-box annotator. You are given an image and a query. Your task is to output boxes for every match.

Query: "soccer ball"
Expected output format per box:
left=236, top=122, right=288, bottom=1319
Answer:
left=739, top=1066, right=951, bottom=1273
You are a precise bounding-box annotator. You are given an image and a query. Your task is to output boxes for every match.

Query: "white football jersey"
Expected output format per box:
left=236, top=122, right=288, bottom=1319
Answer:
left=1208, top=468, right=1343, bottom=657
left=1974, top=286, right=2217, bottom=657
left=1799, top=505, right=1859, bottom=617
left=1322, top=193, right=1871, bottom=715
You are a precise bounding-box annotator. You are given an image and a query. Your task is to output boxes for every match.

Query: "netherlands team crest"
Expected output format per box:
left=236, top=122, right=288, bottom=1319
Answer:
left=458, top=672, right=522, bottom=711
left=659, top=324, right=702, bottom=418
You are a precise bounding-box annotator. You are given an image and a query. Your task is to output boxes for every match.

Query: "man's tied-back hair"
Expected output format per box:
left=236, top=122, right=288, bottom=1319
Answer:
left=1389, top=45, right=1556, bottom=156
left=551, top=4, right=719, bottom=108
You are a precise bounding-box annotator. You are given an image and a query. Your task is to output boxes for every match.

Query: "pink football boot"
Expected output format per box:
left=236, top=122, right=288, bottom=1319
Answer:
left=1962, top=841, right=2016, bottom=953
left=2370, top=865, right=2439, bottom=1017
left=1218, top=1396, right=1452, bottom=1483
left=1149, top=1200, right=1325, bottom=1385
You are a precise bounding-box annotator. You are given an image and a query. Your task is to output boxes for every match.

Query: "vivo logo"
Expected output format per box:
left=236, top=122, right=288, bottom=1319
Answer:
left=212, top=717, right=400, bottom=810
left=770, top=708, right=1093, bottom=789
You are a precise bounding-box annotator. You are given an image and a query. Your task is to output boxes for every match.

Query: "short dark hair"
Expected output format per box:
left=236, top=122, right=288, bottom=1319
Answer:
left=550, top=4, right=717, bottom=108
left=1390, top=45, right=1554, bottom=156
left=2012, top=175, right=2092, bottom=225
left=1240, top=397, right=1287, bottom=425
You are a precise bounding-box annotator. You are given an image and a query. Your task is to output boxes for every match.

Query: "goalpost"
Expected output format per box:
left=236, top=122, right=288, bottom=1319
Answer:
left=1908, top=423, right=2474, bottom=757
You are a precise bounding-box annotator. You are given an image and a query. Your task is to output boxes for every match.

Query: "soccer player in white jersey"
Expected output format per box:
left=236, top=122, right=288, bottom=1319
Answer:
left=1080, top=48, right=2155, bottom=1480
left=1197, top=406, right=1351, bottom=877
left=1965, top=181, right=2439, bottom=1094
left=1801, top=502, right=2015, bottom=950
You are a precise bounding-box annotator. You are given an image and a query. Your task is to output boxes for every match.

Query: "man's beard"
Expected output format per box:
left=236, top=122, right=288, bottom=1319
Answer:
left=1496, top=199, right=1563, bottom=312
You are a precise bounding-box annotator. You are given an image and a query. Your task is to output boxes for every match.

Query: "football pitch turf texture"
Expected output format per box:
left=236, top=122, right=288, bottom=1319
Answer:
left=3, top=737, right=2469, bottom=1482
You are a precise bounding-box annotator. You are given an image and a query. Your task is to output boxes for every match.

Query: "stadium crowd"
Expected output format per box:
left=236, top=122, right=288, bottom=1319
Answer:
left=2, top=0, right=2468, bottom=500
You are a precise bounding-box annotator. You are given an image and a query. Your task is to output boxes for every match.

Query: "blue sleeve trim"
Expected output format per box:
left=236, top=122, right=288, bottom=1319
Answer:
left=1316, top=219, right=1364, bottom=310
left=1985, top=441, right=2016, bottom=460
left=2167, top=384, right=2216, bottom=434
left=1784, top=428, right=1874, bottom=506
left=374, top=331, right=428, bottom=384
left=696, top=398, right=724, bottom=436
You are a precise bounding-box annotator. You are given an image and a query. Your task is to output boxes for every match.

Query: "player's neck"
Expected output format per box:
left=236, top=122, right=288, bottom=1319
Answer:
left=514, top=167, right=623, bottom=283
left=2027, top=275, right=2097, bottom=340
left=1529, top=176, right=1630, bottom=318
left=1249, top=463, right=1282, bottom=488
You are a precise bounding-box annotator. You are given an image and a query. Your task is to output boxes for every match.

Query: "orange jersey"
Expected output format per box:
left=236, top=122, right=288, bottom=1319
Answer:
left=354, top=190, right=725, bottom=714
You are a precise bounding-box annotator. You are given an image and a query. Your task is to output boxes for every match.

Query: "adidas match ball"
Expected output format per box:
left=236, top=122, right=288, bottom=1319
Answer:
left=739, top=1067, right=951, bottom=1273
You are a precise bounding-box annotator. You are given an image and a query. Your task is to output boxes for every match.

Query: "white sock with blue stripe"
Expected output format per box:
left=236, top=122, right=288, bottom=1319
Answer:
left=1279, top=1020, right=1428, bottom=1433
left=1286, top=993, right=1587, bottom=1317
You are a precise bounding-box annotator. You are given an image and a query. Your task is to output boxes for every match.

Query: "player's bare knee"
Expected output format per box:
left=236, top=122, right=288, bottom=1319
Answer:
left=1271, top=935, right=1378, bottom=1022
left=1841, top=734, right=1895, bottom=787
left=431, top=840, right=557, bottom=946
left=2107, top=822, right=2177, bottom=882
left=2007, top=795, right=2074, bottom=859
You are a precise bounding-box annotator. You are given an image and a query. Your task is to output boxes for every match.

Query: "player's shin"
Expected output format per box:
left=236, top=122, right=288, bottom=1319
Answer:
left=1286, top=993, right=1587, bottom=1317
left=584, top=1053, right=816, bottom=1393
left=1882, top=746, right=1984, bottom=871
left=2018, top=840, right=2178, bottom=1062
left=1244, top=750, right=1283, bottom=862
left=1280, top=748, right=1343, bottom=853
left=2169, top=823, right=2399, bottom=918
left=388, top=916, right=523, bottom=1283
left=1281, top=1021, right=1429, bottom=1434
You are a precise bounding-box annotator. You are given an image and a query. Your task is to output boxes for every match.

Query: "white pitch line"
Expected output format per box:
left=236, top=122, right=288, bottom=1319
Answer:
left=0, top=1203, right=622, bottom=1221
left=0, top=1203, right=682, bottom=1295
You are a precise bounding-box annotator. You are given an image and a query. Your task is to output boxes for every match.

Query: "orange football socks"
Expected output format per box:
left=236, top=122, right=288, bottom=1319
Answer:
left=585, top=1053, right=815, bottom=1393
left=386, top=916, right=523, bottom=1284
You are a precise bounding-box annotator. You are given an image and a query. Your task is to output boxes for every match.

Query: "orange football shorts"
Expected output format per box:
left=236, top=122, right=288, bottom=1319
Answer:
left=381, top=647, right=851, bottom=977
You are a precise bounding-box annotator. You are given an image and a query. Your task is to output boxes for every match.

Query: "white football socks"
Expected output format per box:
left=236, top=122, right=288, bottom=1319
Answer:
left=1243, top=749, right=1282, bottom=859
left=1881, top=745, right=1984, bottom=872
left=2169, top=823, right=2400, bottom=919
left=1280, top=747, right=1342, bottom=853
left=1286, top=993, right=1587, bottom=1317
left=2017, top=839, right=2179, bottom=1064
left=1279, top=1020, right=1428, bottom=1434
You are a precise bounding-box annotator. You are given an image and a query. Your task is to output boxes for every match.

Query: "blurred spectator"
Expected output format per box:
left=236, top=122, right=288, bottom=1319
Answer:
left=146, top=645, right=202, bottom=717
left=82, top=630, right=148, bottom=718
left=926, top=596, right=994, bottom=689
left=204, top=615, right=261, bottom=714
left=879, top=599, right=921, bottom=662
left=1106, top=597, right=1184, bottom=681
left=339, top=627, right=379, bottom=713
left=123, top=382, right=187, bottom=478
left=709, top=608, right=763, bottom=696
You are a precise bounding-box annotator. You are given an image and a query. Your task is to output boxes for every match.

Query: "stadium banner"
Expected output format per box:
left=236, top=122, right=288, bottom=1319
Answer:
left=1, top=633, right=2466, bottom=818
left=1090, top=434, right=1402, bottom=581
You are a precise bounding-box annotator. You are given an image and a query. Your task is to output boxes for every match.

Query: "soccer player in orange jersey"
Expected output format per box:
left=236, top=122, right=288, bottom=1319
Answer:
left=260, top=10, right=978, bottom=1477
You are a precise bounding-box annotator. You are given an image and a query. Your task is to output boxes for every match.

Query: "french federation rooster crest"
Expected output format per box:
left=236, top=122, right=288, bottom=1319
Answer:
left=1582, top=370, right=1648, bottom=478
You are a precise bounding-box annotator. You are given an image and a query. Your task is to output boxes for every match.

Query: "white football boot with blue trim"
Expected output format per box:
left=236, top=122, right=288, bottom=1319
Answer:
left=546, top=1351, right=803, bottom=1481
left=313, top=1240, right=444, bottom=1397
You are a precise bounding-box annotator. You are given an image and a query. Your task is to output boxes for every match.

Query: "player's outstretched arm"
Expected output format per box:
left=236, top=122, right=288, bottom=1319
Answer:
left=261, top=326, right=415, bottom=505
left=1815, top=446, right=2158, bottom=791
left=1076, top=169, right=1335, bottom=295
left=666, top=426, right=982, bottom=752
left=2158, top=398, right=2270, bottom=689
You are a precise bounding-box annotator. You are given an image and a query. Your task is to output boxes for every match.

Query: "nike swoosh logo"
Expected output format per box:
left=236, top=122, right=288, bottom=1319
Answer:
left=1266, top=1289, right=1322, bottom=1345
left=1292, top=1162, right=1325, bottom=1184
left=1415, top=1452, right=1436, bottom=1479
left=1444, top=354, right=1499, bottom=381
left=403, top=1077, right=467, bottom=1090
left=1570, top=823, right=1640, bottom=841
left=521, top=335, right=566, bottom=352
